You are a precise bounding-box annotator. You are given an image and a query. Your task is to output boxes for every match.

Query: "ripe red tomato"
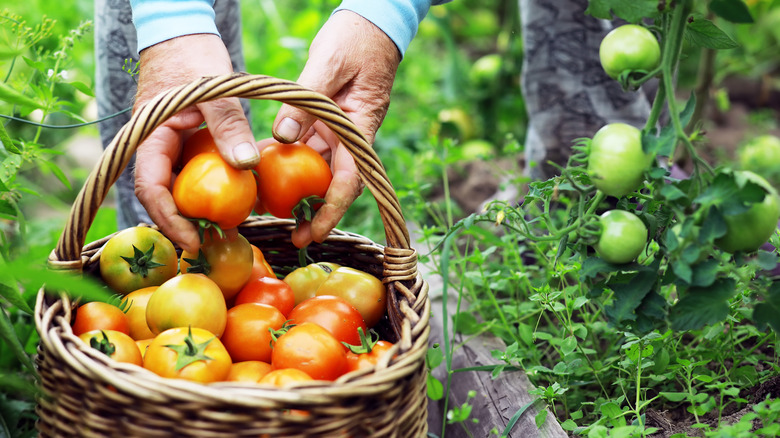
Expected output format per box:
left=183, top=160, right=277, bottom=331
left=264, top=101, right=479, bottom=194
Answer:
left=234, top=277, right=296, bottom=318
left=346, top=340, right=395, bottom=373
left=180, top=127, right=219, bottom=167
left=173, top=151, right=257, bottom=230
left=99, top=226, right=178, bottom=295
left=315, top=267, right=387, bottom=328
left=71, top=301, right=130, bottom=336
left=180, top=229, right=254, bottom=301
left=249, top=244, right=276, bottom=281
left=283, top=262, right=340, bottom=305
left=145, top=273, right=228, bottom=336
left=587, top=123, right=653, bottom=198
left=594, top=210, right=648, bottom=264
left=220, top=303, right=286, bottom=363
left=143, top=327, right=232, bottom=383
left=79, top=329, right=143, bottom=366
left=599, top=24, right=661, bottom=79
left=225, top=361, right=273, bottom=383
left=254, top=142, right=332, bottom=219
left=288, top=295, right=367, bottom=347
left=271, top=322, right=348, bottom=381
left=123, top=286, right=156, bottom=340
left=258, top=368, right=313, bottom=387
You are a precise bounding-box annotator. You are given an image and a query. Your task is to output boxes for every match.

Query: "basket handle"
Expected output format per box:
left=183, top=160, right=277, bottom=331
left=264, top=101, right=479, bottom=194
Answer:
left=51, top=73, right=412, bottom=265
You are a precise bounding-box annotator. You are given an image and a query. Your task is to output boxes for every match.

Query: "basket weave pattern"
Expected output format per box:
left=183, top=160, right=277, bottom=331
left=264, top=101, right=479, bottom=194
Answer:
left=35, top=74, right=430, bottom=437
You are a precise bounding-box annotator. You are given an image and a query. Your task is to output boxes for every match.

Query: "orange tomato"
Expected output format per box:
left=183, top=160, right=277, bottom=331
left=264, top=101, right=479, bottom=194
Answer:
left=225, top=361, right=273, bottom=383
left=79, top=329, right=143, bottom=366
left=257, top=368, right=314, bottom=387
left=71, top=301, right=130, bottom=336
left=145, top=273, right=227, bottom=336
left=346, top=340, right=395, bottom=372
left=180, top=229, right=253, bottom=301
left=271, top=322, right=348, bottom=381
left=234, top=276, right=296, bottom=318
left=288, top=295, right=367, bottom=347
left=249, top=244, right=276, bottom=281
left=220, top=303, right=286, bottom=363
left=123, top=286, right=157, bottom=340
left=180, top=127, right=219, bottom=167
left=143, top=327, right=232, bottom=383
left=173, top=151, right=257, bottom=229
left=254, top=142, right=332, bottom=219
left=135, top=338, right=153, bottom=358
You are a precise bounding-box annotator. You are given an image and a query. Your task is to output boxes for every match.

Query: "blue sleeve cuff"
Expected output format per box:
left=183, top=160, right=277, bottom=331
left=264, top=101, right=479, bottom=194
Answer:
left=334, top=0, right=445, bottom=58
left=130, top=0, right=220, bottom=52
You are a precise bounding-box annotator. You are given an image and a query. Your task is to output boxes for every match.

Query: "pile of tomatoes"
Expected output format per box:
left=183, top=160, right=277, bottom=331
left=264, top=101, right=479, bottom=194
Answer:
left=74, top=130, right=393, bottom=386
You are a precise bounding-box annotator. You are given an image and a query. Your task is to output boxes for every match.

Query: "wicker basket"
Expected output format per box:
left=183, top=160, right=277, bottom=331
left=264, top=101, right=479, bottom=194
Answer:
left=34, top=73, right=431, bottom=437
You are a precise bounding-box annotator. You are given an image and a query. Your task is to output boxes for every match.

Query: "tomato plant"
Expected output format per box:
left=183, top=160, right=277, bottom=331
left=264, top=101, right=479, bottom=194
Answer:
left=587, top=123, right=652, bottom=198
left=315, top=267, right=387, bottom=328
left=714, top=171, right=780, bottom=253
left=79, top=329, right=143, bottom=366
left=594, top=210, right=648, bottom=264
left=283, top=262, right=340, bottom=305
left=122, top=286, right=156, bottom=341
left=225, top=361, right=273, bottom=383
left=599, top=24, right=661, bottom=79
left=71, top=302, right=130, bottom=337
left=173, top=151, right=257, bottom=230
left=99, top=227, right=178, bottom=295
left=180, top=229, right=254, bottom=301
left=145, top=273, right=228, bottom=336
left=220, top=303, right=286, bottom=363
left=143, top=327, right=232, bottom=383
left=270, top=322, right=348, bottom=381
left=234, top=276, right=296, bottom=317
left=288, top=295, right=367, bottom=347
left=254, top=142, right=332, bottom=220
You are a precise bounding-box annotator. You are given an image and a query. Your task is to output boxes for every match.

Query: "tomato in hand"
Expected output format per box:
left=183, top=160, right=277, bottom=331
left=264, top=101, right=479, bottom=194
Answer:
left=79, top=329, right=143, bottom=366
left=594, top=210, right=648, bottom=264
left=180, top=127, right=219, bottom=167
left=315, top=267, right=386, bottom=328
left=271, top=322, right=348, bottom=381
left=99, top=227, right=178, bottom=295
left=283, top=262, right=340, bottom=305
left=173, top=151, right=257, bottom=230
left=254, top=142, right=332, bottom=220
left=180, top=229, right=254, bottom=301
left=587, top=123, right=653, bottom=198
left=234, top=277, right=296, bottom=318
left=715, top=170, right=780, bottom=253
left=72, top=301, right=130, bottom=336
left=123, top=286, right=157, bottom=340
left=145, top=273, right=228, bottom=336
left=599, top=24, right=661, bottom=79
left=288, top=295, right=367, bottom=347
left=220, top=303, right=286, bottom=363
left=225, top=361, right=273, bottom=383
left=143, top=326, right=232, bottom=383
left=249, top=244, right=276, bottom=281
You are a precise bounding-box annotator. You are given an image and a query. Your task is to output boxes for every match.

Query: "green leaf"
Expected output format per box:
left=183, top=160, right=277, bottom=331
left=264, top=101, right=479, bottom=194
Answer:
left=534, top=409, right=548, bottom=429
left=0, top=46, right=24, bottom=61
left=427, top=373, right=444, bottom=400
left=605, top=269, right=657, bottom=327
left=0, top=122, right=20, bottom=154
left=38, top=160, right=71, bottom=190
left=0, top=82, right=42, bottom=109
left=753, top=282, right=780, bottom=332
left=585, top=0, right=612, bottom=19
left=690, top=259, right=719, bottom=287
left=669, top=278, right=736, bottom=330
left=709, top=0, right=753, bottom=23
left=0, top=306, right=36, bottom=375
left=67, top=81, right=95, bottom=97
left=685, top=15, right=739, bottom=49
left=585, top=0, right=659, bottom=22
left=660, top=392, right=688, bottom=402
left=427, top=344, right=444, bottom=369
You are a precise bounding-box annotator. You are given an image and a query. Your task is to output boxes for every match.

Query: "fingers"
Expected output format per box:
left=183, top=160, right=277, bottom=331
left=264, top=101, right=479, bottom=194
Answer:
left=198, top=98, right=260, bottom=169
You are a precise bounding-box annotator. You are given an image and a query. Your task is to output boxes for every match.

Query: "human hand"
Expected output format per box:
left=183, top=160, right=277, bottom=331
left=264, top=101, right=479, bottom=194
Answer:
left=271, top=10, right=402, bottom=248
left=132, top=34, right=259, bottom=253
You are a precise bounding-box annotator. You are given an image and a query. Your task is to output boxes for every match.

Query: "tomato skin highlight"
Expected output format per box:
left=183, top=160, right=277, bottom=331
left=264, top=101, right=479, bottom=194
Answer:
left=173, top=151, right=257, bottom=229
left=288, top=295, right=367, bottom=347
left=145, top=273, right=228, bottom=337
left=234, top=276, right=296, bottom=318
left=594, top=210, right=648, bottom=264
left=315, top=267, right=387, bottom=328
left=599, top=24, right=661, bottom=79
left=271, top=322, right=348, bottom=381
left=180, top=230, right=254, bottom=301
left=587, top=123, right=653, bottom=198
left=254, top=142, right=332, bottom=219
left=220, top=303, right=286, bottom=363
left=72, top=302, right=130, bottom=337
left=99, top=227, right=178, bottom=295
left=715, top=171, right=780, bottom=253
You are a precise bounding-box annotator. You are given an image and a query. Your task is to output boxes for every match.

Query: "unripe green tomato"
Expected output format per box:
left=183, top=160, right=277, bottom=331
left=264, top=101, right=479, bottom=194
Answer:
left=738, top=135, right=780, bottom=185
left=594, top=210, right=648, bottom=264
left=715, top=171, right=780, bottom=254
left=587, top=123, right=653, bottom=198
left=599, top=24, right=661, bottom=79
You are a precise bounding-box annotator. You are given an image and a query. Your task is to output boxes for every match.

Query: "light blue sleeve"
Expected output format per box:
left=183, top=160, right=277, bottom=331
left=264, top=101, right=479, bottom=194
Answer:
left=130, top=0, right=220, bottom=51
left=333, top=0, right=450, bottom=58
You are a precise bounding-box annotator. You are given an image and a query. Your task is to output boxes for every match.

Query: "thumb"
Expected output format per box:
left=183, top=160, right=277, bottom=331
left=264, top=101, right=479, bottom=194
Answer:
left=198, top=97, right=260, bottom=169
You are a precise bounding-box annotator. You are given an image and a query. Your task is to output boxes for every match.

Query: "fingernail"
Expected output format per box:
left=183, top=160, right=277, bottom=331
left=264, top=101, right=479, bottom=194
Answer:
left=232, top=142, right=260, bottom=166
left=276, top=118, right=301, bottom=143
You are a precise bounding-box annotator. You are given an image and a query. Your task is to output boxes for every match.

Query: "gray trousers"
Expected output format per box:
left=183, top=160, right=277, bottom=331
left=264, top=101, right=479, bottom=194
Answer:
left=94, top=0, right=651, bottom=224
